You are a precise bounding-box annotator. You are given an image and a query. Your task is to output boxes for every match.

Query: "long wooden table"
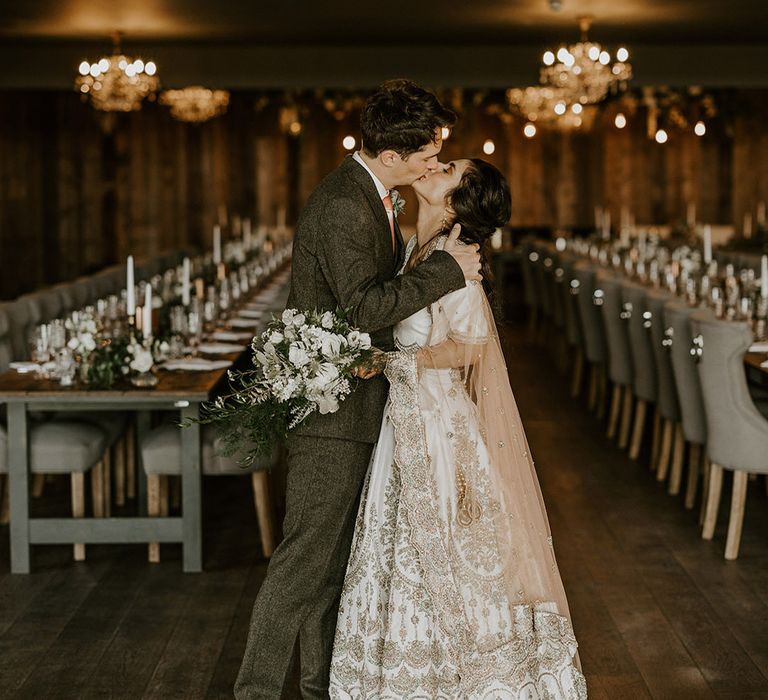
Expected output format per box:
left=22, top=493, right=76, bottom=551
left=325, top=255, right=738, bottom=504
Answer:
left=745, top=351, right=768, bottom=388
left=0, top=272, right=291, bottom=574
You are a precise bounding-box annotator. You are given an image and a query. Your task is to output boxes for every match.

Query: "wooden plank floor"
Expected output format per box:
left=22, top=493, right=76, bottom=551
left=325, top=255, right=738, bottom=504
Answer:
left=1, top=316, right=767, bottom=699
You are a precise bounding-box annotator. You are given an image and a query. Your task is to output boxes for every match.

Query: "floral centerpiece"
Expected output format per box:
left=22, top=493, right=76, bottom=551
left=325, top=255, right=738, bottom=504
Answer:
left=189, top=308, right=378, bottom=465
left=65, top=310, right=170, bottom=389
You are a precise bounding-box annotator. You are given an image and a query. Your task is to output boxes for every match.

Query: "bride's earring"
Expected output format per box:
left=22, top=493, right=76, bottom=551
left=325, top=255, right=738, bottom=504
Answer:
left=440, top=209, right=450, bottom=230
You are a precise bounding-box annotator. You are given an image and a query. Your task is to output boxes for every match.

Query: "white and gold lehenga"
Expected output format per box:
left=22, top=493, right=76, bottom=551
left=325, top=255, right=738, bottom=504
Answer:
left=329, top=237, right=587, bottom=699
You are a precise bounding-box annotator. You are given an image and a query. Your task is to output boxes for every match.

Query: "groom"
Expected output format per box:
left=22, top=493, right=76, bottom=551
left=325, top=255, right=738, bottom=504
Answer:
left=235, top=80, right=481, bottom=699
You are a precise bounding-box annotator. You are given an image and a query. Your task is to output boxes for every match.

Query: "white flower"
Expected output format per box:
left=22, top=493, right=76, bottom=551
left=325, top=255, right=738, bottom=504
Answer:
left=292, top=313, right=306, bottom=327
left=282, top=309, right=295, bottom=325
left=80, top=332, right=96, bottom=352
left=269, top=331, right=284, bottom=345
left=321, top=311, right=334, bottom=329
left=321, top=334, right=343, bottom=359
left=288, top=343, right=310, bottom=368
left=347, top=330, right=361, bottom=347
left=358, top=332, right=371, bottom=350
left=390, top=189, right=405, bottom=217
left=130, top=347, right=154, bottom=374
left=310, top=362, right=339, bottom=392
left=317, top=393, right=339, bottom=415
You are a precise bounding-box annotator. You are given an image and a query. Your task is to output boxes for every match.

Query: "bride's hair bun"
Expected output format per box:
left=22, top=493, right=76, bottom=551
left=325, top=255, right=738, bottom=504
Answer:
left=449, top=159, right=512, bottom=248
left=446, top=159, right=512, bottom=313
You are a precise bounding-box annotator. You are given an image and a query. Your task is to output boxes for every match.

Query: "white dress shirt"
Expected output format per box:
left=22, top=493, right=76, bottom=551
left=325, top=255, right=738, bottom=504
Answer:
left=352, top=151, right=389, bottom=200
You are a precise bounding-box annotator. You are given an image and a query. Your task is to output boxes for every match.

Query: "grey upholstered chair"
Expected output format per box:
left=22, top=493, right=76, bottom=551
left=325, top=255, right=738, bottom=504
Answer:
left=620, top=281, right=658, bottom=461
left=645, top=289, right=687, bottom=493
left=573, top=261, right=608, bottom=413
left=0, top=305, right=110, bottom=560
left=597, top=271, right=634, bottom=445
left=559, top=255, right=585, bottom=396
left=664, top=301, right=711, bottom=510
left=140, top=423, right=278, bottom=561
left=532, top=242, right=554, bottom=345
left=691, top=310, right=768, bottom=559
left=519, top=239, right=539, bottom=341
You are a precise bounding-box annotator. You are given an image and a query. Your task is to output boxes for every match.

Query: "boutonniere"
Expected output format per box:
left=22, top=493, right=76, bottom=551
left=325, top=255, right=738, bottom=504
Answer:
left=390, top=189, right=405, bottom=218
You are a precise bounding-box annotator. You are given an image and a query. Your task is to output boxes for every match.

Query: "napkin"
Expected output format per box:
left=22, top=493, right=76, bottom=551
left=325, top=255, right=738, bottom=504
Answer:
left=161, top=359, right=231, bottom=372
left=749, top=342, right=768, bottom=353
left=197, top=343, right=246, bottom=354
left=211, top=331, right=253, bottom=342
left=10, top=361, right=40, bottom=373
left=230, top=318, right=261, bottom=328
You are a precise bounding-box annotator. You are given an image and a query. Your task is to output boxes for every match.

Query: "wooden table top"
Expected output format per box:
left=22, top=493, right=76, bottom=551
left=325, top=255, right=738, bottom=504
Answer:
left=0, top=350, right=242, bottom=403
left=0, top=269, right=292, bottom=405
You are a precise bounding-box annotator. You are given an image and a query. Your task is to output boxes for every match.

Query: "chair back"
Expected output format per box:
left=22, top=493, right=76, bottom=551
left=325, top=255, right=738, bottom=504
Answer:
left=645, top=289, right=680, bottom=421
left=0, top=305, right=13, bottom=371
left=573, top=261, right=607, bottom=364
left=559, top=256, right=583, bottom=348
left=596, top=271, right=633, bottom=386
left=664, top=301, right=708, bottom=445
left=519, top=238, right=538, bottom=311
left=691, top=310, right=768, bottom=472
left=621, top=281, right=657, bottom=403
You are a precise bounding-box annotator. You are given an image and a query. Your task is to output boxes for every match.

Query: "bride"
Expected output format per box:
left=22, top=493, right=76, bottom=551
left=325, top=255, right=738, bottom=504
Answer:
left=328, top=159, right=587, bottom=699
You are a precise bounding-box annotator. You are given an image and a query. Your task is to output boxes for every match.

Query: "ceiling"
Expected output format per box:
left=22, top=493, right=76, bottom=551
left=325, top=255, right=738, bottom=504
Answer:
left=1, top=0, right=767, bottom=46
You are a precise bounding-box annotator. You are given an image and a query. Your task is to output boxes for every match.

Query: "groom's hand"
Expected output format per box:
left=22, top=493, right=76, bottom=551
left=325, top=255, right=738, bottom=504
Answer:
left=444, top=224, right=482, bottom=282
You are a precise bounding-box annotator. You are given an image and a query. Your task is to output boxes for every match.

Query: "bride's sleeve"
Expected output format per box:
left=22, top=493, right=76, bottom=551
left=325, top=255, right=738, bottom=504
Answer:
left=416, top=281, right=490, bottom=370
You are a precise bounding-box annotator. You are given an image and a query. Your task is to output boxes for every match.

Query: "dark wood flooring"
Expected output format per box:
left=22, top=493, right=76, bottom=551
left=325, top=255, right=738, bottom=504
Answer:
left=1, top=317, right=767, bottom=699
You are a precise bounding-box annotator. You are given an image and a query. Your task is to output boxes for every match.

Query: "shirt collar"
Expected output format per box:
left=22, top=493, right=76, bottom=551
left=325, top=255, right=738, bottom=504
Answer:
left=352, top=151, right=389, bottom=200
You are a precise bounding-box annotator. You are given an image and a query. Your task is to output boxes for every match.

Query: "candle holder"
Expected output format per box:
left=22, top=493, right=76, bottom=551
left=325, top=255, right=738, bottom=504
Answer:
left=130, top=369, right=159, bottom=388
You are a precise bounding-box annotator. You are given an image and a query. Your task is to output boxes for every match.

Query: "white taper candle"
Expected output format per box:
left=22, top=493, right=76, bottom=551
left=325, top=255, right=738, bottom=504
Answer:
left=126, top=255, right=135, bottom=316
left=703, top=224, right=712, bottom=264
left=182, top=257, right=191, bottom=306
left=213, top=225, right=222, bottom=265
left=761, top=255, right=768, bottom=299
left=143, top=285, right=152, bottom=339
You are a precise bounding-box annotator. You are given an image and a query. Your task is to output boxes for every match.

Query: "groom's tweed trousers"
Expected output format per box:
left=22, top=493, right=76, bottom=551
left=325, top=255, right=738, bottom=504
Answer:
left=235, top=155, right=464, bottom=699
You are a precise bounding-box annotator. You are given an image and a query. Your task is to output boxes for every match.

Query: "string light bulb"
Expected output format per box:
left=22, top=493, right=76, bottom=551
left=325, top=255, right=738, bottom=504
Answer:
left=615, top=112, right=627, bottom=129
left=483, top=139, right=496, bottom=155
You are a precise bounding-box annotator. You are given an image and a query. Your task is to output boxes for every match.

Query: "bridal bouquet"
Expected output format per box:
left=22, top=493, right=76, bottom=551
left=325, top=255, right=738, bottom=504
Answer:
left=191, top=308, right=375, bottom=465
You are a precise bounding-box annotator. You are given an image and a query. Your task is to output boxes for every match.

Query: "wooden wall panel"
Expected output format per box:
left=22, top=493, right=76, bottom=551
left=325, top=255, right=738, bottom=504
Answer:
left=2, top=88, right=768, bottom=299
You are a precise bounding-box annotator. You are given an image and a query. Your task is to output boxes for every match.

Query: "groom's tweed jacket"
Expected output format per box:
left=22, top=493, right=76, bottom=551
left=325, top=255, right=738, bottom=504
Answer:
left=287, top=156, right=465, bottom=443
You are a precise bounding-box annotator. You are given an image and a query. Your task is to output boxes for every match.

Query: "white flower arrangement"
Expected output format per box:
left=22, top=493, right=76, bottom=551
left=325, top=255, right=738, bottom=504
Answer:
left=65, top=311, right=99, bottom=357
left=191, top=308, right=375, bottom=463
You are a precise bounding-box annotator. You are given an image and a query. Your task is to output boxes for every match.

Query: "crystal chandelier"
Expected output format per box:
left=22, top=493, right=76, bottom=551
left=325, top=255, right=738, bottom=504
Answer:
left=75, top=33, right=158, bottom=112
left=540, top=16, right=632, bottom=105
left=160, top=87, right=230, bottom=122
left=506, top=86, right=597, bottom=130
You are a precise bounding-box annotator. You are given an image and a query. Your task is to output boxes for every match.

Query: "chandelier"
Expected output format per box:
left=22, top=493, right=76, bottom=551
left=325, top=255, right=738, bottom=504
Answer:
left=506, top=86, right=597, bottom=130
left=75, top=33, right=158, bottom=112
left=540, top=16, right=632, bottom=105
left=160, top=87, right=230, bottom=122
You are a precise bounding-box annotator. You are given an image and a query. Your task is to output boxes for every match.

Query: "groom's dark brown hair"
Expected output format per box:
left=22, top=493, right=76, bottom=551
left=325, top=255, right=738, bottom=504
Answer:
left=360, top=79, right=456, bottom=159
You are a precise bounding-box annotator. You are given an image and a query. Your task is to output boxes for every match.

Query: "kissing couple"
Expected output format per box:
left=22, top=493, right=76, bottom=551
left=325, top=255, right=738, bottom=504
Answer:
left=235, top=80, right=587, bottom=700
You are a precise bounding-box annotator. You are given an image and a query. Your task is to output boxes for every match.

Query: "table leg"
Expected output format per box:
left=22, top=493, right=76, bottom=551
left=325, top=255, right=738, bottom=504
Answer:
left=135, top=411, right=151, bottom=516
left=8, top=403, right=30, bottom=574
left=180, top=404, right=202, bottom=572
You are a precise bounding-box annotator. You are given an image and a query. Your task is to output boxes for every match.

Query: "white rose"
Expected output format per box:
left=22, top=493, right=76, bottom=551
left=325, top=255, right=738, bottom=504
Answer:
left=358, top=332, right=371, bottom=350
left=288, top=343, right=310, bottom=368
left=321, top=311, right=334, bottom=329
left=321, top=334, right=343, bottom=359
left=316, top=393, right=339, bottom=415
left=130, top=347, right=154, bottom=374
left=313, top=362, right=339, bottom=391
left=347, top=330, right=360, bottom=347
left=67, top=337, right=79, bottom=351
left=269, top=331, right=284, bottom=345
left=281, top=309, right=295, bottom=325
left=82, top=333, right=96, bottom=352
left=292, top=313, right=306, bottom=327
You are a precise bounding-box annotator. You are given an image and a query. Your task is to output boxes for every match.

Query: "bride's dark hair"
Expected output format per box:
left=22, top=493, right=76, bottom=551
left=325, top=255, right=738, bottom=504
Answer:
left=446, top=158, right=512, bottom=312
